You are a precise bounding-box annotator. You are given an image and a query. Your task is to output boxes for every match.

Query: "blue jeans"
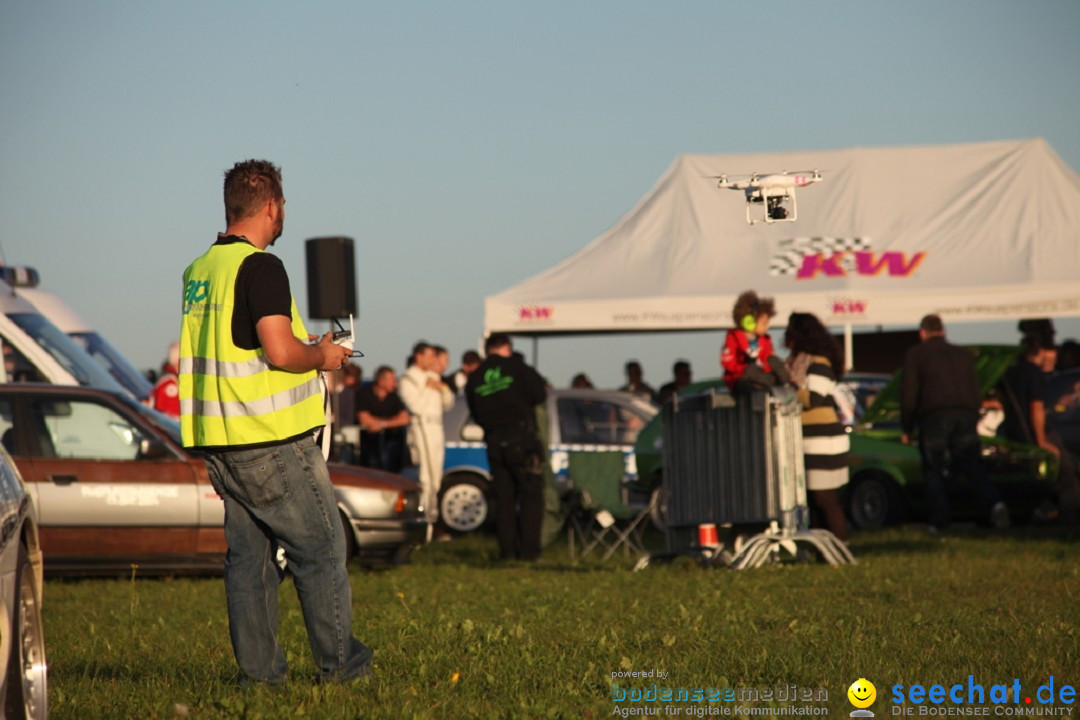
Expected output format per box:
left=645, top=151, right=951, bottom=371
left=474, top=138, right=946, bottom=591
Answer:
left=204, top=435, right=373, bottom=683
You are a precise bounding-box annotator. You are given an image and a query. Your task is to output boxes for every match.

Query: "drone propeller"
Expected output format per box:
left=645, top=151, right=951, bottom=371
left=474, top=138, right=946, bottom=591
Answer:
left=708, top=169, right=824, bottom=190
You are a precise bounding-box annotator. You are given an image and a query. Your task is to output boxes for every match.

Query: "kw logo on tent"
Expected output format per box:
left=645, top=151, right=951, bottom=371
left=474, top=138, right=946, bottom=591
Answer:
left=830, top=297, right=869, bottom=316
left=518, top=305, right=554, bottom=321
left=769, top=237, right=926, bottom=279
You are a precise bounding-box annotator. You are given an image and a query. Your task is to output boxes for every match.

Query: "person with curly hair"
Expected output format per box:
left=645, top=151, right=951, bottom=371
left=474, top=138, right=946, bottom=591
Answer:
left=721, top=290, right=779, bottom=392
left=783, top=311, right=849, bottom=541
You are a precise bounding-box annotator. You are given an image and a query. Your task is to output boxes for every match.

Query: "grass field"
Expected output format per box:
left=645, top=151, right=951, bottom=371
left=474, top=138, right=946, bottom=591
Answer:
left=43, top=526, right=1080, bottom=719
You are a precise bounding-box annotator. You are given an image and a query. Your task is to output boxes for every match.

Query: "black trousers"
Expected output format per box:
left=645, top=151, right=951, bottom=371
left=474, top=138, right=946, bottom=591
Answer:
left=486, top=433, right=545, bottom=560
left=918, top=411, right=1000, bottom=528
left=358, top=430, right=405, bottom=473
left=1048, top=430, right=1080, bottom=525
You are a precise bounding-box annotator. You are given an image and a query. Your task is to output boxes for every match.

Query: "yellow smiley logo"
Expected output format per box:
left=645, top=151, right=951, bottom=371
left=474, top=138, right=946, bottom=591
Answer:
left=848, top=678, right=876, bottom=709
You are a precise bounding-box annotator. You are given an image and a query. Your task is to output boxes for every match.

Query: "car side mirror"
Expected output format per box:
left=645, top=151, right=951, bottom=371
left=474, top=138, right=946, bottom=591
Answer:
left=461, top=422, right=485, bottom=442
left=139, top=438, right=169, bottom=460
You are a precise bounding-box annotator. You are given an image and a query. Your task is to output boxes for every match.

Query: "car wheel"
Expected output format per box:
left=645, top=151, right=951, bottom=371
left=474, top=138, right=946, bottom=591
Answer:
left=4, top=543, right=47, bottom=720
left=849, top=472, right=905, bottom=529
left=438, top=474, right=491, bottom=534
left=648, top=484, right=668, bottom=532
left=340, top=512, right=357, bottom=563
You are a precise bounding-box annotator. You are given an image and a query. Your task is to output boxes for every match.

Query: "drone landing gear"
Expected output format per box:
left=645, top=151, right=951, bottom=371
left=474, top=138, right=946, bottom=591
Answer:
left=746, top=189, right=796, bottom=224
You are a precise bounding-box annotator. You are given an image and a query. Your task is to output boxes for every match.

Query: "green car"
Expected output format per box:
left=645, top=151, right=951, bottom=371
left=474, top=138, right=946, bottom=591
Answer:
left=633, top=346, right=1057, bottom=530
left=847, top=345, right=1055, bottom=528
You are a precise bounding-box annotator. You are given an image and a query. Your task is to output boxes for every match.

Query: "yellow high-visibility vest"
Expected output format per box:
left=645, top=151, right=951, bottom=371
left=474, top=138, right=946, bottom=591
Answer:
left=179, top=241, right=324, bottom=447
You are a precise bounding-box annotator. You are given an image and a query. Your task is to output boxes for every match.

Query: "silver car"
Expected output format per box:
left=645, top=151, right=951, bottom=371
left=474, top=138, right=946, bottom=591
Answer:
left=0, top=383, right=426, bottom=574
left=0, top=444, right=47, bottom=719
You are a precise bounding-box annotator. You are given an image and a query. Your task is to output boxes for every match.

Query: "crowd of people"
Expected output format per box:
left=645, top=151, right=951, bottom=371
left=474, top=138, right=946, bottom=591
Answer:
left=163, top=287, right=1080, bottom=550
left=160, top=159, right=1075, bottom=687
left=157, top=276, right=1080, bottom=556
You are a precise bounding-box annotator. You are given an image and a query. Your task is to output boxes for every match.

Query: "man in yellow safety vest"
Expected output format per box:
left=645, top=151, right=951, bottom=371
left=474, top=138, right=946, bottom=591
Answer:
left=179, top=159, right=372, bottom=684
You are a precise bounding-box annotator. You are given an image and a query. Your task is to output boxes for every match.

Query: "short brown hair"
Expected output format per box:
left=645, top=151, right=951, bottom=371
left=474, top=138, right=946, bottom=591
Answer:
left=223, top=159, right=283, bottom=225
left=919, top=314, right=945, bottom=333
left=1020, top=333, right=1054, bottom=357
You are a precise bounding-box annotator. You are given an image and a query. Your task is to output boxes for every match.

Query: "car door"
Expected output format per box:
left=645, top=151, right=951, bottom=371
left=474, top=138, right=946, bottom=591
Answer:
left=9, top=391, right=201, bottom=564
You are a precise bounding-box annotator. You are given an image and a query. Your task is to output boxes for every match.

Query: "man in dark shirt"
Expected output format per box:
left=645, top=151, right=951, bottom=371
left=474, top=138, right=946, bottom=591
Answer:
left=1000, top=335, right=1079, bottom=524
left=657, top=360, right=692, bottom=405
left=1000, top=335, right=1054, bottom=449
left=465, top=334, right=548, bottom=560
left=901, top=315, right=1007, bottom=530
left=618, top=360, right=658, bottom=403
left=357, top=366, right=410, bottom=472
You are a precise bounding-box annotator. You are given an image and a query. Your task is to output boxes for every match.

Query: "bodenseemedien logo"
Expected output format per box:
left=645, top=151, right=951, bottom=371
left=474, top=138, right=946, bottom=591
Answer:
left=849, top=678, right=876, bottom=717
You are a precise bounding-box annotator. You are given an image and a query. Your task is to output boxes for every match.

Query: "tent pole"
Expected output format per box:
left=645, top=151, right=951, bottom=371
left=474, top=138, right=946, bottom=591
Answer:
left=844, top=322, right=854, bottom=371
left=532, top=336, right=539, bottom=367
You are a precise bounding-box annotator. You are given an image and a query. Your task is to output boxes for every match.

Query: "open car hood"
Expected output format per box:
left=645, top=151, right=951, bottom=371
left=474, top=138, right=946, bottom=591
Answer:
left=859, top=344, right=1020, bottom=427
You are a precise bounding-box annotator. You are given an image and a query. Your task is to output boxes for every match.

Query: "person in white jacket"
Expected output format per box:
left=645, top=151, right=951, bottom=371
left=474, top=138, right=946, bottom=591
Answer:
left=399, top=341, right=454, bottom=537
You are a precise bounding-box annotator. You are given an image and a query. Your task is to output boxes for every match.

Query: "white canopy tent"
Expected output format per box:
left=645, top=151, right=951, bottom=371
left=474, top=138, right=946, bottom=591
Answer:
left=485, top=139, right=1080, bottom=359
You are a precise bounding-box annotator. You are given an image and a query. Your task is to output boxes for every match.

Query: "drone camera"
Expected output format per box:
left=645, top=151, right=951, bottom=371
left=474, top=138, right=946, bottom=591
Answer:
left=767, top=196, right=789, bottom=220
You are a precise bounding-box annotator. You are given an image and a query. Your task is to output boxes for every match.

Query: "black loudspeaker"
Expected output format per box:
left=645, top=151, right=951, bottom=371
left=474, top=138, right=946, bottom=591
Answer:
left=305, top=236, right=357, bottom=319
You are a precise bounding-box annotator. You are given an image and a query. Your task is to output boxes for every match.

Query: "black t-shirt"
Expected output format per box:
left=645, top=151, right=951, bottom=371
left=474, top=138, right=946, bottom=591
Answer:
left=999, top=359, right=1045, bottom=443
left=357, top=385, right=406, bottom=420
left=215, top=236, right=292, bottom=350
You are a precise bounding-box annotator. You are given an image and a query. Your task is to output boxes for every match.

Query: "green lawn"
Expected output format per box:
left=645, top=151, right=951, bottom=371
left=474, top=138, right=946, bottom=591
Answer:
left=43, top=526, right=1080, bottom=719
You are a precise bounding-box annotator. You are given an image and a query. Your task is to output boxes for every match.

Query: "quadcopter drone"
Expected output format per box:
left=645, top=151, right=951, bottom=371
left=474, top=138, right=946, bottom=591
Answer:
left=713, top=170, right=823, bottom=225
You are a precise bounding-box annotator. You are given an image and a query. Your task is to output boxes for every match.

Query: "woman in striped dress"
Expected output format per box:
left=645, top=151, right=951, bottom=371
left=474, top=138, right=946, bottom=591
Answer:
left=784, top=312, right=850, bottom=541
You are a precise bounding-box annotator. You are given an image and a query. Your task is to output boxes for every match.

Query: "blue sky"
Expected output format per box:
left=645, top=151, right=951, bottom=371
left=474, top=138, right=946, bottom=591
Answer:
left=2, top=1, right=1078, bottom=389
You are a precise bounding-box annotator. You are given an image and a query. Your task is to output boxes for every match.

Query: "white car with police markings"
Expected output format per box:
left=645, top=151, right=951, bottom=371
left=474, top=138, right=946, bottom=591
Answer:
left=439, top=389, right=657, bottom=533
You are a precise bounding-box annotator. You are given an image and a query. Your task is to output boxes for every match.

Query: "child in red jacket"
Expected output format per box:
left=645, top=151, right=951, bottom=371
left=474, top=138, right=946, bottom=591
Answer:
left=721, top=290, right=778, bottom=391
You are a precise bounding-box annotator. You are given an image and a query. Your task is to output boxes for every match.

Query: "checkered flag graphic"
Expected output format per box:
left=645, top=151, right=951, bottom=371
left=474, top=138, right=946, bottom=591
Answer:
left=769, top=237, right=871, bottom=276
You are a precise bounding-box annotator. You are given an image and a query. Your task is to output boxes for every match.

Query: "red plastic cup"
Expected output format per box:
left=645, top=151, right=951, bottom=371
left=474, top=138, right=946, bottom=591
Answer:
left=698, top=523, right=719, bottom=548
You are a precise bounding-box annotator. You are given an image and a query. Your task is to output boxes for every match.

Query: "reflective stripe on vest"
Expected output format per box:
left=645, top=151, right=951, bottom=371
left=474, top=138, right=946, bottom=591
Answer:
left=179, top=241, right=324, bottom=447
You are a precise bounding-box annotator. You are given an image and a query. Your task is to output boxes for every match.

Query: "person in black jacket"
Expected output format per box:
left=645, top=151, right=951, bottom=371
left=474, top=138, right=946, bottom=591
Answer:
left=901, top=314, right=1009, bottom=530
left=466, top=334, right=548, bottom=560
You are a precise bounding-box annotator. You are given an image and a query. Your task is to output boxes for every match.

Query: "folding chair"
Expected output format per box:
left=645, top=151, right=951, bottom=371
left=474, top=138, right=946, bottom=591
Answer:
left=566, top=451, right=650, bottom=561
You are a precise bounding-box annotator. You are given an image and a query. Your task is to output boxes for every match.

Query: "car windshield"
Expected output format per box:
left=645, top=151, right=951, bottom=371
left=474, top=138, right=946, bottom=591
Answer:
left=557, top=397, right=652, bottom=445
left=7, top=313, right=128, bottom=395
left=69, top=331, right=153, bottom=401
